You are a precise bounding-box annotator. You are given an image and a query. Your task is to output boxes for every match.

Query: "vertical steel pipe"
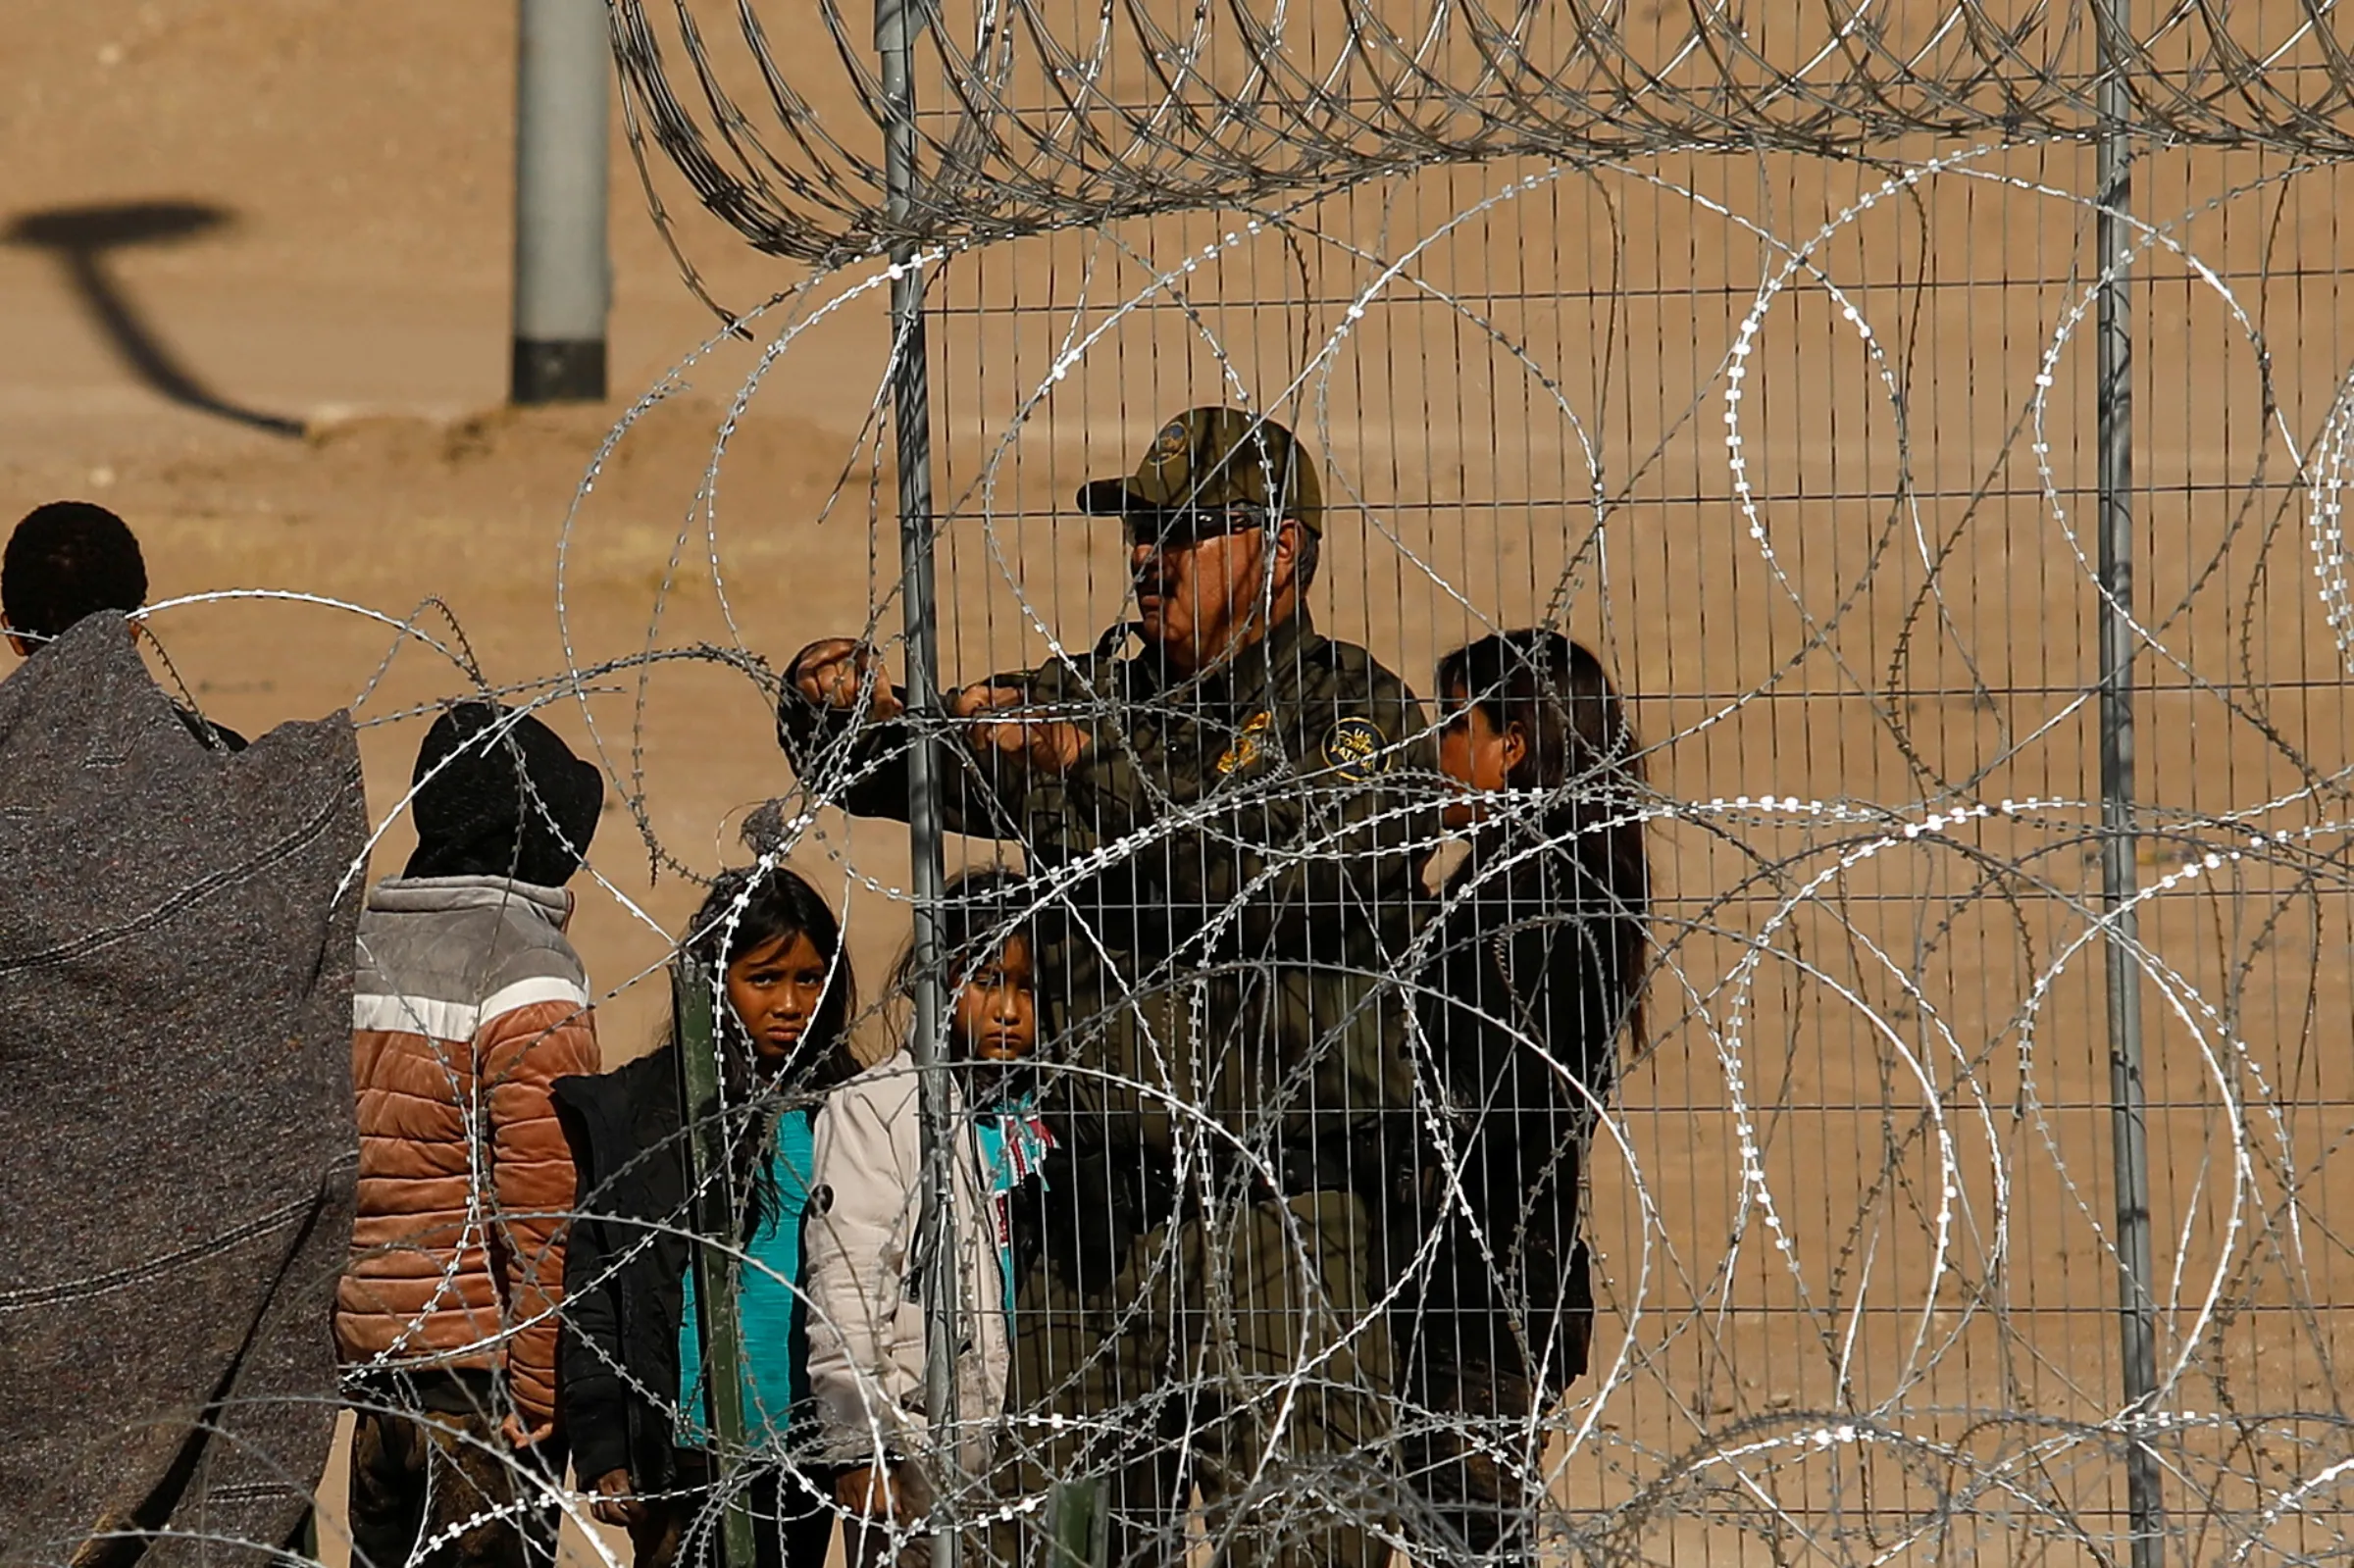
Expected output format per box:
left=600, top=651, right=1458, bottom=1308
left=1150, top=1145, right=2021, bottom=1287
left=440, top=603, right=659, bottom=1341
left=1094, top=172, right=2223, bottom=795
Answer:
left=876, top=1, right=962, bottom=1562
left=2095, top=4, right=2165, bottom=1563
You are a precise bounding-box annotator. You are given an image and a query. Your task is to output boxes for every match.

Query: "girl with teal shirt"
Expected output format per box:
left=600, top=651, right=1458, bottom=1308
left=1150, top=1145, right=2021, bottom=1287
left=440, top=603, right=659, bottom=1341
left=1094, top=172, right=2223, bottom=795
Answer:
left=557, top=866, right=859, bottom=1568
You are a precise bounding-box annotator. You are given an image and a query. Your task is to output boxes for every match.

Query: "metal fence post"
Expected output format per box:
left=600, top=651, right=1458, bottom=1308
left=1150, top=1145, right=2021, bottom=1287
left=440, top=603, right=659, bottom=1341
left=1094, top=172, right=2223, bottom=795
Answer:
left=673, top=958, right=756, bottom=1568
left=875, top=2, right=963, bottom=1562
left=512, top=0, right=610, bottom=402
left=2095, top=3, right=2165, bottom=1563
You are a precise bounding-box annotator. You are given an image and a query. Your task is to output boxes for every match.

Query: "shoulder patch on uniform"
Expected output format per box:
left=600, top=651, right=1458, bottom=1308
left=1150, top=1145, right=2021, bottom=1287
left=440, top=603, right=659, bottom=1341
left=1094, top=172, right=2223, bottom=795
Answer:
left=1321, top=715, right=1390, bottom=782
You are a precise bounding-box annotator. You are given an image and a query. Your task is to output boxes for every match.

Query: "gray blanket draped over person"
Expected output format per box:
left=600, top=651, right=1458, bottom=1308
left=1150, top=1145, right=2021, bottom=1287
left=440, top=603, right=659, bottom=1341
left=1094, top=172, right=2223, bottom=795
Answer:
left=0, top=612, right=365, bottom=1567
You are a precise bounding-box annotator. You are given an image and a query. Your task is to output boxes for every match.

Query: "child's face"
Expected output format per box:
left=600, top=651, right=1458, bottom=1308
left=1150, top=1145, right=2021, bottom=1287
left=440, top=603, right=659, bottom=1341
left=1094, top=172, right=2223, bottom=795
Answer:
left=726, top=932, right=833, bottom=1071
left=1436, top=685, right=1525, bottom=829
left=952, top=935, right=1038, bottom=1064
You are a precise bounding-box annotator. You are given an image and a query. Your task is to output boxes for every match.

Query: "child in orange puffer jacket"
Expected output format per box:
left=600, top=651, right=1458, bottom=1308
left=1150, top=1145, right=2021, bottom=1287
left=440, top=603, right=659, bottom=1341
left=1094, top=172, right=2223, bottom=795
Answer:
left=335, top=700, right=603, bottom=1568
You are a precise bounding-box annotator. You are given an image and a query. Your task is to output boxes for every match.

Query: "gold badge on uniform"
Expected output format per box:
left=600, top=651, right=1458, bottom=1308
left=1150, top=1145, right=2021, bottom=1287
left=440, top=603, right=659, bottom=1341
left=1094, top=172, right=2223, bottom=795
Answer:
left=1217, top=710, right=1274, bottom=776
left=1321, top=716, right=1390, bottom=782
left=1149, top=420, right=1191, bottom=466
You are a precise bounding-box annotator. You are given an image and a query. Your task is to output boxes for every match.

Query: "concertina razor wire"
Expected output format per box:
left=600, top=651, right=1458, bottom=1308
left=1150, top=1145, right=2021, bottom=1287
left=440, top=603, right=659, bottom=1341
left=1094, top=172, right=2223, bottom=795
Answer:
left=57, top=4, right=2354, bottom=1567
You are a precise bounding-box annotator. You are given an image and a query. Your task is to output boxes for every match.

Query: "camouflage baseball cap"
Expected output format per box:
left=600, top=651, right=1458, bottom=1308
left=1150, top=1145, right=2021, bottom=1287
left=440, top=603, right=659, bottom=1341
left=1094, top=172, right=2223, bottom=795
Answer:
left=1076, top=407, right=1323, bottom=534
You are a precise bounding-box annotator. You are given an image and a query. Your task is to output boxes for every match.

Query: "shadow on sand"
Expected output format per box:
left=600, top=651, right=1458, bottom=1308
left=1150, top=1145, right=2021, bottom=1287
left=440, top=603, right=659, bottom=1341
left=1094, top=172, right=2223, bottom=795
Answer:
left=7, top=200, right=305, bottom=437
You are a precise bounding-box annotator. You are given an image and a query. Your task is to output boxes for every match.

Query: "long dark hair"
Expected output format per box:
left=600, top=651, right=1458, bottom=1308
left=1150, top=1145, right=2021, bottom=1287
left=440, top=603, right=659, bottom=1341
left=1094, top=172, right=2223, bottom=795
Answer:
left=685, top=864, right=856, bottom=1083
left=1435, top=629, right=1651, bottom=1056
left=887, top=866, right=1040, bottom=1066
left=678, top=863, right=856, bottom=1235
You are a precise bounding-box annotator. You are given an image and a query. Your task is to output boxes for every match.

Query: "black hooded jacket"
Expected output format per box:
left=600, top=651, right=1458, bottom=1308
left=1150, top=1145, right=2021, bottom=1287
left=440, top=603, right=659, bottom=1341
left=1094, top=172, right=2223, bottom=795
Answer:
left=553, top=1037, right=856, bottom=1489
left=550, top=1049, right=694, bottom=1491
left=1407, top=816, right=1639, bottom=1388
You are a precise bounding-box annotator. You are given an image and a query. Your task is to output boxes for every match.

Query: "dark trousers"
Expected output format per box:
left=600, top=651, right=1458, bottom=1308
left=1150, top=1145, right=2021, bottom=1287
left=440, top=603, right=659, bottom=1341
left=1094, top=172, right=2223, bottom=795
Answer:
left=1392, top=1278, right=1592, bottom=1568
left=1395, top=1341, right=1542, bottom=1567
left=345, top=1379, right=564, bottom=1568
left=628, top=1456, right=837, bottom=1568
left=990, top=1190, right=1394, bottom=1568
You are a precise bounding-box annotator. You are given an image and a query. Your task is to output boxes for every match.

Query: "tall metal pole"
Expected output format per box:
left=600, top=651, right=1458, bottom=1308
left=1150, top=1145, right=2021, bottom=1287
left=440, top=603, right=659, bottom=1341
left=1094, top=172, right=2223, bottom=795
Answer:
left=2095, top=5, right=2164, bottom=1564
left=877, top=2, right=963, bottom=1561
left=512, top=0, right=611, bottom=402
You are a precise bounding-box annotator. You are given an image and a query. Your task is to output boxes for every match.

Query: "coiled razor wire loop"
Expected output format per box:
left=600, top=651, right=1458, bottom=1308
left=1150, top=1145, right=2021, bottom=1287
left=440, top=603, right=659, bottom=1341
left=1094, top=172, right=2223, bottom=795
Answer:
left=612, top=0, right=2354, bottom=268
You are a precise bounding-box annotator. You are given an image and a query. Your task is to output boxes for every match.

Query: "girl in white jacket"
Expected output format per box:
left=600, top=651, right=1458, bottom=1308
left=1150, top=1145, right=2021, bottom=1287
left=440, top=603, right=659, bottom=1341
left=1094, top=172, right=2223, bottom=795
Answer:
left=805, top=870, right=1053, bottom=1566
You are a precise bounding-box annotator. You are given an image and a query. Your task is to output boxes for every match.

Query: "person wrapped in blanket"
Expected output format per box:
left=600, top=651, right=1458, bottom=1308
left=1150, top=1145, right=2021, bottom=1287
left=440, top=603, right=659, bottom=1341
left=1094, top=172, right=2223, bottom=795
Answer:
left=1397, top=630, right=1650, bottom=1568
left=805, top=868, right=1055, bottom=1568
left=4, top=500, right=247, bottom=750
left=553, top=865, right=860, bottom=1568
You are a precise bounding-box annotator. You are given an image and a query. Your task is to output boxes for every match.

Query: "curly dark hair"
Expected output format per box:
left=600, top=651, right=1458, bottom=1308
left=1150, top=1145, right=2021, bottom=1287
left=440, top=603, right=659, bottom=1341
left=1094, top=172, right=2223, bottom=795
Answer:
left=3, top=501, right=147, bottom=643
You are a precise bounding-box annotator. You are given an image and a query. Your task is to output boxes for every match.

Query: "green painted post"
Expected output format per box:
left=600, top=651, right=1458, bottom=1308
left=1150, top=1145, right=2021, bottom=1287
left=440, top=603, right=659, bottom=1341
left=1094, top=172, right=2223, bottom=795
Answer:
left=673, top=956, right=756, bottom=1568
left=1045, top=1476, right=1106, bottom=1568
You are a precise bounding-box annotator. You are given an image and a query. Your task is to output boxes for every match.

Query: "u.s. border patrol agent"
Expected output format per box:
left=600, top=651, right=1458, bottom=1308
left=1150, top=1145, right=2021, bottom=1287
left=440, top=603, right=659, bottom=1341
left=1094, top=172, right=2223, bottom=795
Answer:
left=780, top=408, right=1438, bottom=1567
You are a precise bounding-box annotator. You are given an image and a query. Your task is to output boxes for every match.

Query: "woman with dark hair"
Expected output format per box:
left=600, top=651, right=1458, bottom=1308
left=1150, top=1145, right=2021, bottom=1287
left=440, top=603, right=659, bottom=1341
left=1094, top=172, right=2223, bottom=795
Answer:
left=807, top=867, right=1055, bottom=1568
left=553, top=865, right=859, bottom=1568
left=1399, top=628, right=1649, bottom=1567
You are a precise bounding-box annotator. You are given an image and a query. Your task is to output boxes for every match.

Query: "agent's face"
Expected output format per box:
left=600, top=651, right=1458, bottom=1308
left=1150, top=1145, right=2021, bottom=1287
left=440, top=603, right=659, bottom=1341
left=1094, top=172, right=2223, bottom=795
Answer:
left=952, top=935, right=1038, bottom=1064
left=726, top=932, right=832, bottom=1071
left=1436, top=686, right=1524, bottom=829
left=1129, top=516, right=1299, bottom=675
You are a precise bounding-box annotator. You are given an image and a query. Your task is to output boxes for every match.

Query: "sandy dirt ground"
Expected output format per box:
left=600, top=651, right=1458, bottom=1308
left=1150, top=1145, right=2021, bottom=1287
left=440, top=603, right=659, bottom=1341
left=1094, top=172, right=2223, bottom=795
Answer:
left=10, top=3, right=2354, bottom=1565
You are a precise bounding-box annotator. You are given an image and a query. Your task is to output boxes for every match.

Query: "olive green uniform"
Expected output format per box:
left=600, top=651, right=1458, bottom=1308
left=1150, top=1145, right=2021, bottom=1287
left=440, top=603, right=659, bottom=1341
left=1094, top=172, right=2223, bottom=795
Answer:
left=779, top=608, right=1437, bottom=1567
